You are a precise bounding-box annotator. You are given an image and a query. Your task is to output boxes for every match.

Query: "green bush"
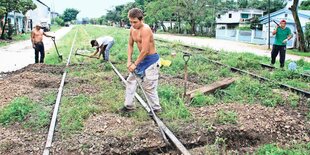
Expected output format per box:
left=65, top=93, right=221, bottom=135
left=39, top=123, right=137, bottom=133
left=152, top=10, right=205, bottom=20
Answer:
left=256, top=143, right=310, bottom=155
left=0, top=97, right=34, bottom=126
left=191, top=93, right=216, bottom=107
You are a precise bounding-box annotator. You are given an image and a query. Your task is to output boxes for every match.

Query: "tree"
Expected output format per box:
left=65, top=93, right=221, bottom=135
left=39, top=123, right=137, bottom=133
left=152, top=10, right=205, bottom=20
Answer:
left=181, top=0, right=208, bottom=35
left=144, top=0, right=177, bottom=32
left=120, top=2, right=139, bottom=26
left=290, top=0, right=307, bottom=52
left=62, top=8, right=79, bottom=22
left=106, top=5, right=125, bottom=27
left=305, top=23, right=310, bottom=49
left=299, top=0, right=310, bottom=10
left=0, top=0, right=36, bottom=39
left=97, top=15, right=107, bottom=25
left=54, top=16, right=64, bottom=26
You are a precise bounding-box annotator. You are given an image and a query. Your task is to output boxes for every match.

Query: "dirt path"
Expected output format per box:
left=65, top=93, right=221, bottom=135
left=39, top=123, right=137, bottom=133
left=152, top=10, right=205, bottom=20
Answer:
left=155, top=34, right=310, bottom=62
left=0, top=26, right=73, bottom=73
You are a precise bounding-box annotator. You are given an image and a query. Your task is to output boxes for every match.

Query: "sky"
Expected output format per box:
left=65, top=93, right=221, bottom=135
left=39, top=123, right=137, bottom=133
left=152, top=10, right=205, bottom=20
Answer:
left=40, top=0, right=134, bottom=18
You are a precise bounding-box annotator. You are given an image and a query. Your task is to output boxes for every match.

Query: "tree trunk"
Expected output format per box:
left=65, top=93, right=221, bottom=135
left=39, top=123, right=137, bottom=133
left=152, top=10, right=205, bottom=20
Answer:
left=191, top=19, right=196, bottom=35
left=1, top=13, right=8, bottom=39
left=160, top=21, right=167, bottom=32
left=290, top=0, right=307, bottom=52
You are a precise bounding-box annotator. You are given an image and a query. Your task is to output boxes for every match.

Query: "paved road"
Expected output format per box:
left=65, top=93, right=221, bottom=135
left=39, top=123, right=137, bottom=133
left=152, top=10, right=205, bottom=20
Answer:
left=154, top=34, right=310, bottom=62
left=0, top=26, right=73, bottom=73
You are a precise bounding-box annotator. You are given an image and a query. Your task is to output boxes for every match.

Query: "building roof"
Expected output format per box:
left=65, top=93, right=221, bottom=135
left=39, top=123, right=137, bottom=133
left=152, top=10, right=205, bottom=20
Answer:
left=259, top=8, right=310, bottom=23
left=218, top=8, right=264, bottom=15
left=36, top=0, right=50, bottom=10
left=259, top=8, right=310, bottom=24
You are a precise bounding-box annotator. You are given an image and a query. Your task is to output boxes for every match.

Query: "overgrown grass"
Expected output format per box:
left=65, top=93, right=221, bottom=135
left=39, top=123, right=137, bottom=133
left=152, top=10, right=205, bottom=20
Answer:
left=158, top=40, right=310, bottom=92
left=0, top=97, right=34, bottom=125
left=158, top=85, right=192, bottom=120
left=60, top=95, right=99, bottom=133
left=191, top=93, right=217, bottom=107
left=287, top=49, right=310, bottom=57
left=0, top=96, right=50, bottom=129
left=256, top=143, right=310, bottom=155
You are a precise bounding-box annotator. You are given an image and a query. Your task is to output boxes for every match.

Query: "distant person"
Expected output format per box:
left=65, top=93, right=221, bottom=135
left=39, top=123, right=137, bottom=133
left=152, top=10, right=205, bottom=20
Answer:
left=31, top=23, right=55, bottom=63
left=121, top=8, right=161, bottom=113
left=270, top=19, right=292, bottom=69
left=90, top=36, right=114, bottom=61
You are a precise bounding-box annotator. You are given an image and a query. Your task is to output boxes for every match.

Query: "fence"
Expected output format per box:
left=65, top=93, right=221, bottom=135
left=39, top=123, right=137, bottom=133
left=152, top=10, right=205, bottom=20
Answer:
left=216, top=29, right=294, bottom=48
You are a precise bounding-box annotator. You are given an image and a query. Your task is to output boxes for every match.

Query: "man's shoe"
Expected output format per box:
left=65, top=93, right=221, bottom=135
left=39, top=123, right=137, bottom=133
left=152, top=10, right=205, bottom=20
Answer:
left=119, top=106, right=135, bottom=113
left=153, top=109, right=162, bottom=113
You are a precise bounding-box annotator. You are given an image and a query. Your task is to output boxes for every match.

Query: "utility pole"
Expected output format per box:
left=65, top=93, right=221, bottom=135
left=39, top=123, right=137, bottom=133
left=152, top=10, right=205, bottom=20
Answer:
left=268, top=0, right=271, bottom=49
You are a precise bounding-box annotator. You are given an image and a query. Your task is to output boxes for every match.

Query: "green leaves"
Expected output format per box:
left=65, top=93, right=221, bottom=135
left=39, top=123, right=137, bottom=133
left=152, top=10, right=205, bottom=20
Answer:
left=62, top=8, right=79, bottom=22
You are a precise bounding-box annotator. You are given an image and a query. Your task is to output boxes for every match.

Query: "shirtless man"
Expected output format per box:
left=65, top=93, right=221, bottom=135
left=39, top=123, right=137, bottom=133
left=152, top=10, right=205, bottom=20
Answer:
left=31, top=23, right=54, bottom=63
left=122, top=8, right=161, bottom=112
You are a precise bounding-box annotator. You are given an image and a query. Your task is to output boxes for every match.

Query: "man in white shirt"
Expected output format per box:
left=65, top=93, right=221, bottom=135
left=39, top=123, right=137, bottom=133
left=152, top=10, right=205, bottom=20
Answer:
left=90, top=36, right=114, bottom=61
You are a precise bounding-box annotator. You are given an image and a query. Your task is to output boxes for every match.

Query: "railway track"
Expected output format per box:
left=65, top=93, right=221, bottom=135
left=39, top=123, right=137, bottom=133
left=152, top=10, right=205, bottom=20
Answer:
left=155, top=38, right=310, bottom=98
left=43, top=30, right=78, bottom=155
left=41, top=27, right=191, bottom=155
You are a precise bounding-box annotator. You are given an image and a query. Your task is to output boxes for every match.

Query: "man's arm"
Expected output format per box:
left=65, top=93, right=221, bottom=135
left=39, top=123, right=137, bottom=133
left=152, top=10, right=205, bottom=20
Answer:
left=43, top=32, right=54, bottom=38
left=127, top=29, right=134, bottom=68
left=91, top=47, right=100, bottom=57
left=31, top=31, right=35, bottom=48
left=133, top=28, right=151, bottom=66
left=282, top=29, right=293, bottom=44
left=272, top=26, right=278, bottom=35
left=288, top=29, right=293, bottom=40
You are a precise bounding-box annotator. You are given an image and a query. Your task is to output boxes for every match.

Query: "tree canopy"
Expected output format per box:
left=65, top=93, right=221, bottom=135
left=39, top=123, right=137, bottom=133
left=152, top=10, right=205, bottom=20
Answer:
left=62, top=8, right=79, bottom=22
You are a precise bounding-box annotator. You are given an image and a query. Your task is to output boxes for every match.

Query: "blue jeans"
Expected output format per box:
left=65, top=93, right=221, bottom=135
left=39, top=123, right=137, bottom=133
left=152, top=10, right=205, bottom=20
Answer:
left=102, top=40, right=114, bottom=61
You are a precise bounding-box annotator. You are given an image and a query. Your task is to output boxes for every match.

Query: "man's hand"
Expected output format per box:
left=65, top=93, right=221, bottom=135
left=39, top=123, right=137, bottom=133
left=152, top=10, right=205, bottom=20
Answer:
left=127, top=61, right=132, bottom=68
left=128, top=63, right=136, bottom=72
left=282, top=39, right=288, bottom=44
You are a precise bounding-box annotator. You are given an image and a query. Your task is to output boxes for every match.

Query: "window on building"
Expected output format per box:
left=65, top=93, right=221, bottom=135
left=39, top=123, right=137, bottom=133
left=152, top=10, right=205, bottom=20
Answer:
left=229, top=14, right=232, bottom=18
left=217, top=14, right=221, bottom=18
left=285, top=14, right=288, bottom=17
left=241, top=13, right=249, bottom=18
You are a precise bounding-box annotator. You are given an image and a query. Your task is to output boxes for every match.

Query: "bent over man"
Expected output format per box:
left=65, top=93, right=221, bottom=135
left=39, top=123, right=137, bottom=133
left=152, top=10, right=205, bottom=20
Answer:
left=90, top=36, right=114, bottom=61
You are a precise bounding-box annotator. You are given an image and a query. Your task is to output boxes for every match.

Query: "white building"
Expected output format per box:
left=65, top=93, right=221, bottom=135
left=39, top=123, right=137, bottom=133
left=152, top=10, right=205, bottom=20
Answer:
left=216, top=8, right=264, bottom=29
left=25, top=0, right=51, bottom=31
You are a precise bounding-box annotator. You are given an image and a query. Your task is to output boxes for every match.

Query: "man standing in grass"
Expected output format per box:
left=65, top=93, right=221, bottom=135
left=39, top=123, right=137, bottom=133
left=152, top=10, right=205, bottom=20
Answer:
left=271, top=19, right=292, bottom=69
left=31, top=23, right=55, bottom=63
left=122, top=8, right=161, bottom=113
left=90, top=36, right=114, bottom=61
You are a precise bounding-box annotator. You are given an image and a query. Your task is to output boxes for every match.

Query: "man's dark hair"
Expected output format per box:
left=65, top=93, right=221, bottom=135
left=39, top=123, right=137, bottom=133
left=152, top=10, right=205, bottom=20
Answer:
left=128, top=8, right=143, bottom=20
left=90, top=40, right=96, bottom=47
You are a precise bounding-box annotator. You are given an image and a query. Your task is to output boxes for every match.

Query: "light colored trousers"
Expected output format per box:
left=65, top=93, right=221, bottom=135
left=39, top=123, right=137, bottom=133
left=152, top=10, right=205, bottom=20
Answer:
left=124, top=61, right=161, bottom=110
left=102, top=40, right=114, bottom=61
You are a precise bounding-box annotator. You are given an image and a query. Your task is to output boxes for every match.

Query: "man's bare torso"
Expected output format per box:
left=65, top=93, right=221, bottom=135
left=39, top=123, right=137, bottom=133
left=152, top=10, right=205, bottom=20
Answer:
left=32, top=29, right=44, bottom=43
left=131, top=24, right=156, bottom=55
